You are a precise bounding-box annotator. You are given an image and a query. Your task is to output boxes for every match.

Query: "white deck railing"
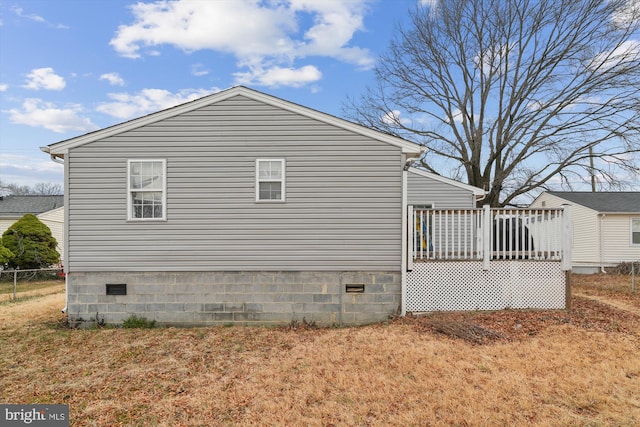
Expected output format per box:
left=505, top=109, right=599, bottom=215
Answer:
left=407, top=205, right=572, bottom=271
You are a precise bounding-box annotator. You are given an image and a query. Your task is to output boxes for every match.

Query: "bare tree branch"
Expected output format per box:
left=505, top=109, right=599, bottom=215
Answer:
left=344, top=0, right=640, bottom=206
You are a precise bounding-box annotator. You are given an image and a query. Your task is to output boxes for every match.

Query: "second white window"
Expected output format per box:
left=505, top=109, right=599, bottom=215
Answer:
left=256, top=159, right=285, bottom=202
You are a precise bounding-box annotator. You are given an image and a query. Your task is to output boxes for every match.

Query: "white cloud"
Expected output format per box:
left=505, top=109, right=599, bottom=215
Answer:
left=591, top=39, right=640, bottom=71
left=382, top=110, right=401, bottom=125
left=23, top=67, right=66, bottom=91
left=191, top=64, right=209, bottom=77
left=474, top=43, right=513, bottom=77
left=612, top=0, right=640, bottom=27
left=444, top=108, right=464, bottom=124
left=99, top=72, right=125, bottom=86
left=7, top=98, right=98, bottom=133
left=11, top=6, right=68, bottom=29
left=420, top=0, right=439, bottom=7
left=110, top=1, right=295, bottom=59
left=290, top=0, right=373, bottom=68
left=234, top=65, right=322, bottom=88
left=0, top=154, right=64, bottom=187
left=381, top=109, right=411, bottom=126
left=109, top=0, right=373, bottom=88
left=11, top=6, right=45, bottom=23
left=0, top=83, right=7, bottom=92
left=96, top=87, right=217, bottom=120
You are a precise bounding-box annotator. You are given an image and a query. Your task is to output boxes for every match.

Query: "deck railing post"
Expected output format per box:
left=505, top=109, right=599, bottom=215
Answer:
left=483, top=204, right=491, bottom=270
left=407, top=205, right=414, bottom=270
left=561, top=204, right=573, bottom=271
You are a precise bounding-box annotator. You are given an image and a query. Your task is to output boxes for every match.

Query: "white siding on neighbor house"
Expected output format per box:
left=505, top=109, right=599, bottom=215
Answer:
left=66, top=95, right=403, bottom=272
left=38, top=207, right=65, bottom=262
left=530, top=193, right=600, bottom=266
left=602, top=214, right=640, bottom=264
left=407, top=172, right=477, bottom=208
left=0, top=219, right=17, bottom=236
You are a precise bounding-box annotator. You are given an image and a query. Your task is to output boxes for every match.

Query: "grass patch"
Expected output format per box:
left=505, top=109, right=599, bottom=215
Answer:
left=0, top=274, right=638, bottom=426
left=0, top=278, right=64, bottom=295
left=122, top=315, right=156, bottom=329
left=573, top=273, right=640, bottom=309
left=0, top=294, right=52, bottom=306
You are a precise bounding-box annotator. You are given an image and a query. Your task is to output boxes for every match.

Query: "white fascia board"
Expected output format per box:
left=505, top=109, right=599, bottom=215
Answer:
left=408, top=167, right=486, bottom=196
left=46, top=86, right=424, bottom=156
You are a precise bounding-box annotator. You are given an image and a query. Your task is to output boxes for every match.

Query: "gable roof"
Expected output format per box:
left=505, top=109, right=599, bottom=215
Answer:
left=545, top=191, right=640, bottom=213
left=0, top=195, right=64, bottom=218
left=43, top=86, right=423, bottom=157
left=408, top=167, right=487, bottom=196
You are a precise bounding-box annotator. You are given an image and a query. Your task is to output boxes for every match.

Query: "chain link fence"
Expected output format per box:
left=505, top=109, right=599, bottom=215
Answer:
left=0, top=267, right=64, bottom=301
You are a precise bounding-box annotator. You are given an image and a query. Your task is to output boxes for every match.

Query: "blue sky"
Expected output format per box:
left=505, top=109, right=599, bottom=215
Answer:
left=0, top=0, right=419, bottom=188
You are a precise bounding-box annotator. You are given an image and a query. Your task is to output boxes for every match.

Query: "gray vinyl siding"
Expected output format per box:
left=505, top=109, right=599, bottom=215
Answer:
left=67, top=95, right=403, bottom=272
left=407, top=172, right=476, bottom=209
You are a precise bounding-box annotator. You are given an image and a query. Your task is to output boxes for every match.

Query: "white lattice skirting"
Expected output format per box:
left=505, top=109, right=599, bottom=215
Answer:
left=406, top=261, right=566, bottom=312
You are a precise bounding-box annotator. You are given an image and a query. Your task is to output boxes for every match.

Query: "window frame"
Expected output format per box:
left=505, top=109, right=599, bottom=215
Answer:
left=127, top=159, right=167, bottom=221
left=255, top=158, right=286, bottom=202
left=632, top=217, right=640, bottom=246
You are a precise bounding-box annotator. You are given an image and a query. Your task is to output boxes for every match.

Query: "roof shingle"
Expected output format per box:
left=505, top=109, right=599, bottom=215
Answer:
left=0, top=195, right=64, bottom=217
left=547, top=191, right=640, bottom=213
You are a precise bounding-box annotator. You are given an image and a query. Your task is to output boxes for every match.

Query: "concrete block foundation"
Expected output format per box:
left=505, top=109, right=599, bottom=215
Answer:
left=67, top=271, right=401, bottom=327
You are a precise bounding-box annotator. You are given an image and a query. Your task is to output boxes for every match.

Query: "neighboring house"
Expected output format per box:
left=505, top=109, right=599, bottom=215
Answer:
left=0, top=195, right=65, bottom=262
left=530, top=191, right=640, bottom=273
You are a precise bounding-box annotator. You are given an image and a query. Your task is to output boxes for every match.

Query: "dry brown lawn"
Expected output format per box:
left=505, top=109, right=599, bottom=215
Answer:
left=1, top=274, right=639, bottom=426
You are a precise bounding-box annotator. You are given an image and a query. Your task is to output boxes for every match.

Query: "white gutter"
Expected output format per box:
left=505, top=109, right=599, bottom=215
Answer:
left=40, top=146, right=65, bottom=164
left=474, top=189, right=488, bottom=205
left=41, top=146, right=68, bottom=312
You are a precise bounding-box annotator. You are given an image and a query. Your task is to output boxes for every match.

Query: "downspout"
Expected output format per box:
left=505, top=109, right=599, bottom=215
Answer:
left=40, top=147, right=68, bottom=312
left=600, top=213, right=607, bottom=273
left=401, top=157, right=410, bottom=316
left=474, top=191, right=487, bottom=206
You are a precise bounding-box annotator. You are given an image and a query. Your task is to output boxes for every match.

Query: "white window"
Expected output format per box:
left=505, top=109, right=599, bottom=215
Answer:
left=127, top=159, right=166, bottom=220
left=256, top=159, right=285, bottom=202
left=632, top=218, right=640, bottom=245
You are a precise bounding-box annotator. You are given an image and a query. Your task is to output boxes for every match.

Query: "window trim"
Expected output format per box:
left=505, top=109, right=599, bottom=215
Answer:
left=255, top=158, right=286, bottom=202
left=127, top=159, right=167, bottom=221
left=632, top=217, right=640, bottom=246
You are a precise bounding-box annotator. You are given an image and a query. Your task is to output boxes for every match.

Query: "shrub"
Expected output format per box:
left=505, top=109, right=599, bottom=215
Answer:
left=2, top=214, right=59, bottom=269
left=0, top=242, right=14, bottom=266
left=122, top=315, right=156, bottom=329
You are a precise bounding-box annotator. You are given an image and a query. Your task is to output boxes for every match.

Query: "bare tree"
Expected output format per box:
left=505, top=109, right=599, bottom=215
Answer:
left=31, top=182, right=63, bottom=196
left=0, top=181, right=63, bottom=196
left=346, top=0, right=640, bottom=206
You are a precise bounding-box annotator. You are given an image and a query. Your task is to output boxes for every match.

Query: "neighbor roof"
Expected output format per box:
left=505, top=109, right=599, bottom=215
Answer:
left=546, top=191, right=640, bottom=213
left=43, top=86, right=423, bottom=157
left=0, top=195, right=64, bottom=217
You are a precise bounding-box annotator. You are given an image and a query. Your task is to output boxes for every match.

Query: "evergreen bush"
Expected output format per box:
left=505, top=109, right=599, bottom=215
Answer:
left=2, top=214, right=60, bottom=269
